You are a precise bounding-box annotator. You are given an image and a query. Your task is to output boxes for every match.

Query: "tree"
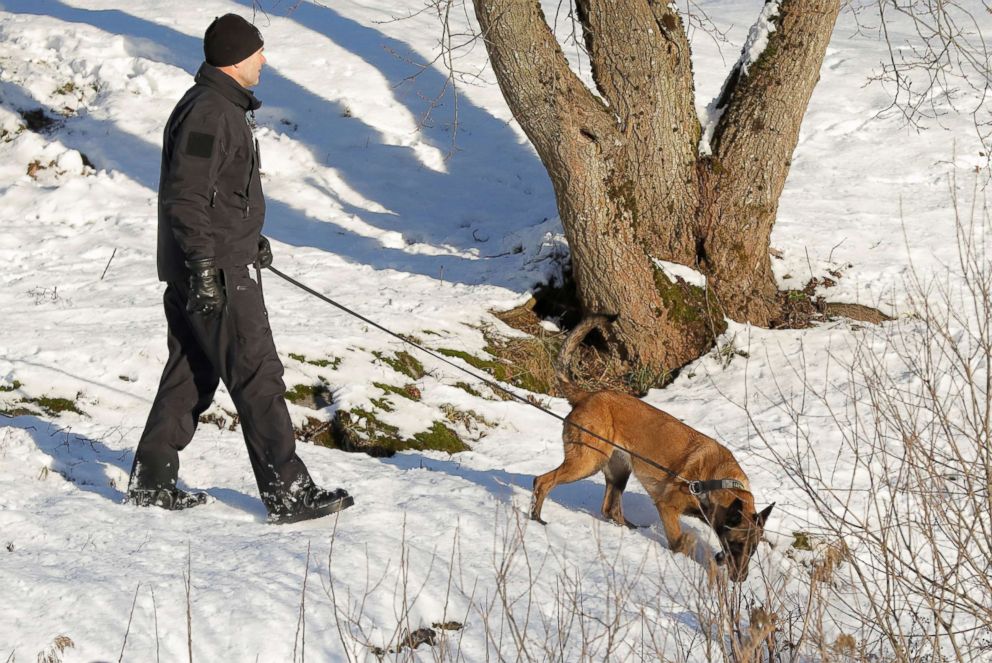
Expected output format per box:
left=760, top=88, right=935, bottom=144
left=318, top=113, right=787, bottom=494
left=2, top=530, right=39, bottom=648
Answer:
left=469, top=0, right=842, bottom=374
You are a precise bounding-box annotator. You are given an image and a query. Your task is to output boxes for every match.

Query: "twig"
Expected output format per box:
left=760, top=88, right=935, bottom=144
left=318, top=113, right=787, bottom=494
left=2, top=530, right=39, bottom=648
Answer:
left=827, top=237, right=847, bottom=263
left=101, top=247, right=117, bottom=280
left=292, top=540, right=312, bottom=663
left=151, top=585, right=161, bottom=663
left=185, top=541, right=193, bottom=663
left=118, top=582, right=141, bottom=662
left=325, top=515, right=355, bottom=663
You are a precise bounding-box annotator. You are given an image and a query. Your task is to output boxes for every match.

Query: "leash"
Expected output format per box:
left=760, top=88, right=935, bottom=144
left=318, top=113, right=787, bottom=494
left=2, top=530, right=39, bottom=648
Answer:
left=266, top=265, right=747, bottom=495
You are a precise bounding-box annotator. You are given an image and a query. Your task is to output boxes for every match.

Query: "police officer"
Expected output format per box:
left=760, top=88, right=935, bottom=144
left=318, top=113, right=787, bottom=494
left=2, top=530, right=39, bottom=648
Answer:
left=128, top=14, right=353, bottom=523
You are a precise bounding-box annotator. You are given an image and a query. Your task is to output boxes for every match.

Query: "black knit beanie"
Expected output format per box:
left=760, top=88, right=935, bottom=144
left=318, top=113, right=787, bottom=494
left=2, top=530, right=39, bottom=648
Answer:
left=203, top=14, right=263, bottom=67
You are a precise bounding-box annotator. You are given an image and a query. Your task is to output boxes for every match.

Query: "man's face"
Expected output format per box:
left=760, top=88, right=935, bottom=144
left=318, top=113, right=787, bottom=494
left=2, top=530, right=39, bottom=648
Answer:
left=234, top=47, right=265, bottom=88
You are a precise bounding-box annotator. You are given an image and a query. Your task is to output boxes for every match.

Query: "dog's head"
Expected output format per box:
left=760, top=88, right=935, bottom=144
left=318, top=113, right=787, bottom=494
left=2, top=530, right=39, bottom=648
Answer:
left=715, top=498, right=774, bottom=582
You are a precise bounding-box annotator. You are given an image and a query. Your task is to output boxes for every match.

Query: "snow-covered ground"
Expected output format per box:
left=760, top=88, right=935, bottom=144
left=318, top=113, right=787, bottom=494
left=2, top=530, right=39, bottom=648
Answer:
left=0, top=1, right=988, bottom=660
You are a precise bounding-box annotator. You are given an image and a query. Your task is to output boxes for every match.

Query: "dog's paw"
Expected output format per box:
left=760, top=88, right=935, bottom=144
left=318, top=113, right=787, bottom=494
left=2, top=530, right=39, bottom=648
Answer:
left=530, top=514, right=548, bottom=526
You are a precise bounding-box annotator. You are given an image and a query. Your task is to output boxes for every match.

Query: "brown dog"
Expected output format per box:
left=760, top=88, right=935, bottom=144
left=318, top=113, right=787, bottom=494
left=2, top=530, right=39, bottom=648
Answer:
left=531, top=316, right=773, bottom=581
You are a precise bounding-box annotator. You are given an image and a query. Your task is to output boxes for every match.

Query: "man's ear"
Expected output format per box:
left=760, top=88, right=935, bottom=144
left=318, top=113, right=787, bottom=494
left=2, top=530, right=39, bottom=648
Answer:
left=756, top=502, right=775, bottom=527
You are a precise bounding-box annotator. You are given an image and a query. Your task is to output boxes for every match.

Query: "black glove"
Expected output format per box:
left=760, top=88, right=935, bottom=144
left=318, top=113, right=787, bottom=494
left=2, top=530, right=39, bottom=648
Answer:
left=257, top=235, right=273, bottom=269
left=185, top=257, right=225, bottom=316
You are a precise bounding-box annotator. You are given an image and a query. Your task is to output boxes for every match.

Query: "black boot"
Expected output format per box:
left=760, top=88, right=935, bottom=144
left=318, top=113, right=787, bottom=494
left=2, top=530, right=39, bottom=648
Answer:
left=127, top=487, right=210, bottom=511
left=267, top=484, right=354, bottom=524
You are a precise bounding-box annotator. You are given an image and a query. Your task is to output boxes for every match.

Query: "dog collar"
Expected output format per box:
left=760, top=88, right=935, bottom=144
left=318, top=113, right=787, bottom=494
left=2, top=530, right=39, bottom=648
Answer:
left=688, top=478, right=750, bottom=495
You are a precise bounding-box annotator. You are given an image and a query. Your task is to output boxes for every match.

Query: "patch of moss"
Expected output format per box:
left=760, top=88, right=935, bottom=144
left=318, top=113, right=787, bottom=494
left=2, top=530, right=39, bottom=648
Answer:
left=440, top=331, right=560, bottom=397
left=374, top=350, right=426, bottom=380
left=437, top=348, right=502, bottom=375
left=0, top=406, right=36, bottom=418
left=452, top=381, right=483, bottom=398
left=54, top=81, right=78, bottom=95
left=411, top=421, right=469, bottom=453
left=288, top=352, right=341, bottom=369
left=369, top=397, right=395, bottom=413
left=653, top=269, right=700, bottom=324
left=22, top=395, right=84, bottom=417
left=652, top=266, right=727, bottom=337
left=350, top=407, right=399, bottom=433
left=285, top=383, right=313, bottom=403
left=305, top=405, right=470, bottom=457
left=373, top=382, right=421, bottom=401
left=285, top=383, right=333, bottom=409
left=438, top=348, right=506, bottom=394
left=0, top=394, right=86, bottom=417
left=0, top=380, right=23, bottom=393
left=792, top=531, right=813, bottom=551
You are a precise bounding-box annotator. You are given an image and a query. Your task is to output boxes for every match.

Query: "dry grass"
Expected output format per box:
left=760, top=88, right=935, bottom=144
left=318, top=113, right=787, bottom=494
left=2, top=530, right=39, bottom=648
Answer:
left=490, top=302, right=668, bottom=397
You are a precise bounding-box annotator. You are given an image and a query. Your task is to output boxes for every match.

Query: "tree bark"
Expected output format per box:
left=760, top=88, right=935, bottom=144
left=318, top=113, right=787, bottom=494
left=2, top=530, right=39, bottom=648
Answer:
left=698, top=0, right=842, bottom=324
left=574, top=0, right=698, bottom=262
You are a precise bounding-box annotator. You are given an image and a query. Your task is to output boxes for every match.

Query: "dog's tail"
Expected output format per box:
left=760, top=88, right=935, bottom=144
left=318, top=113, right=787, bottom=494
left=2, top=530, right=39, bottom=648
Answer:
left=555, top=314, right=612, bottom=405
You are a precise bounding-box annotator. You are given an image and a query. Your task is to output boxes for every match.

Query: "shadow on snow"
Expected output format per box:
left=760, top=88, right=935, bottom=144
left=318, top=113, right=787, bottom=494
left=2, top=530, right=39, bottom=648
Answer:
left=0, top=0, right=557, bottom=290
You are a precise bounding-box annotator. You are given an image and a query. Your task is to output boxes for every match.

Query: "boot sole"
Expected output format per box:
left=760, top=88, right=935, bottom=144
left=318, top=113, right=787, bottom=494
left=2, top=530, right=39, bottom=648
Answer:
left=268, top=495, right=355, bottom=524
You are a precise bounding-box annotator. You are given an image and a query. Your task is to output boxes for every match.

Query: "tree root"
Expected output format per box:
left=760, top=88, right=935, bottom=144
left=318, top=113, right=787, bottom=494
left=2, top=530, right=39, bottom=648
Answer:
left=818, top=301, right=892, bottom=325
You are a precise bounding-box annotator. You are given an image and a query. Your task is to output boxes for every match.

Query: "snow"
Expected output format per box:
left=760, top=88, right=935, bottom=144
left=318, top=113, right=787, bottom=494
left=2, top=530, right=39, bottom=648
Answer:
left=0, top=0, right=989, bottom=661
left=698, top=1, right=780, bottom=155
left=738, top=1, right=780, bottom=76
left=653, top=259, right=707, bottom=289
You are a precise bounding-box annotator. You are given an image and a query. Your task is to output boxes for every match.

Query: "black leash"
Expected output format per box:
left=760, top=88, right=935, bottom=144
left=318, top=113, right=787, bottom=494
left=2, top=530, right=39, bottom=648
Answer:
left=266, top=265, right=744, bottom=495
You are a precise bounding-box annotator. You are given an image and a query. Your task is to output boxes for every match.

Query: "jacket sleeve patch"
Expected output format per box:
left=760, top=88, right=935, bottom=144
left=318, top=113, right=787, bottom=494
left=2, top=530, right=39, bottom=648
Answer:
left=185, top=131, right=215, bottom=159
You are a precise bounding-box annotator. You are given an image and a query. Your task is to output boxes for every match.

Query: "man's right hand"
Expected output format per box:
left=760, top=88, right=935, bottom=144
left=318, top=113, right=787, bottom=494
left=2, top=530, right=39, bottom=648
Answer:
left=185, top=257, right=225, bottom=315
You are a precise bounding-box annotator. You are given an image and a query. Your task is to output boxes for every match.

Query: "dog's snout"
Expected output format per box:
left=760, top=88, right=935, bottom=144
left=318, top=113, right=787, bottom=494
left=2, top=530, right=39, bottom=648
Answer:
left=727, top=559, right=751, bottom=582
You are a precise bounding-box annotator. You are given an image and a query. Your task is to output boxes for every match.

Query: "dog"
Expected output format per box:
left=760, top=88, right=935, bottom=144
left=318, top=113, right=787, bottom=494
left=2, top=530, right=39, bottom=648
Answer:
left=530, top=316, right=774, bottom=581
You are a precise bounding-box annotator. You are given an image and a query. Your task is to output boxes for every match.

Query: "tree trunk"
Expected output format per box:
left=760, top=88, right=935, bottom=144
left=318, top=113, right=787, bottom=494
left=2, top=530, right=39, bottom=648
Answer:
left=474, top=0, right=720, bottom=370
left=473, top=0, right=840, bottom=374
left=573, top=0, right=699, bottom=263
left=698, top=0, right=842, bottom=325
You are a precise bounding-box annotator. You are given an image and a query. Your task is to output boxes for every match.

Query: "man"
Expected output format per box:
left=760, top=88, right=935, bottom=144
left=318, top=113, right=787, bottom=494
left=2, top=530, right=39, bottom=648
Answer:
left=128, top=14, right=354, bottom=523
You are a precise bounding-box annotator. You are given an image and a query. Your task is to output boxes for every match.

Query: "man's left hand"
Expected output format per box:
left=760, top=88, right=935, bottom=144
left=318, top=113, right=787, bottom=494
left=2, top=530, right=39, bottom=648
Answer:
left=257, top=235, right=273, bottom=269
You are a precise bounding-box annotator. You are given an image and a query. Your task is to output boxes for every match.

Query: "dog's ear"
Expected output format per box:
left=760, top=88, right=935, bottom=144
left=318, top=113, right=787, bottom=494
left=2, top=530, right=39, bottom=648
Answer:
left=755, top=502, right=775, bottom=528
left=724, top=498, right=744, bottom=527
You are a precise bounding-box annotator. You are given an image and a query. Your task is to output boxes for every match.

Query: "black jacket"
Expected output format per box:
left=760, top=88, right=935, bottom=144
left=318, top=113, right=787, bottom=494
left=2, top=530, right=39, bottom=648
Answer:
left=157, top=63, right=265, bottom=282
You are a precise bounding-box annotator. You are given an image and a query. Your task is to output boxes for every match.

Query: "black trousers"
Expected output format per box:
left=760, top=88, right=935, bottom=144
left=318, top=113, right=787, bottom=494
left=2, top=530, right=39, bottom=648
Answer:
left=130, top=267, right=312, bottom=510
